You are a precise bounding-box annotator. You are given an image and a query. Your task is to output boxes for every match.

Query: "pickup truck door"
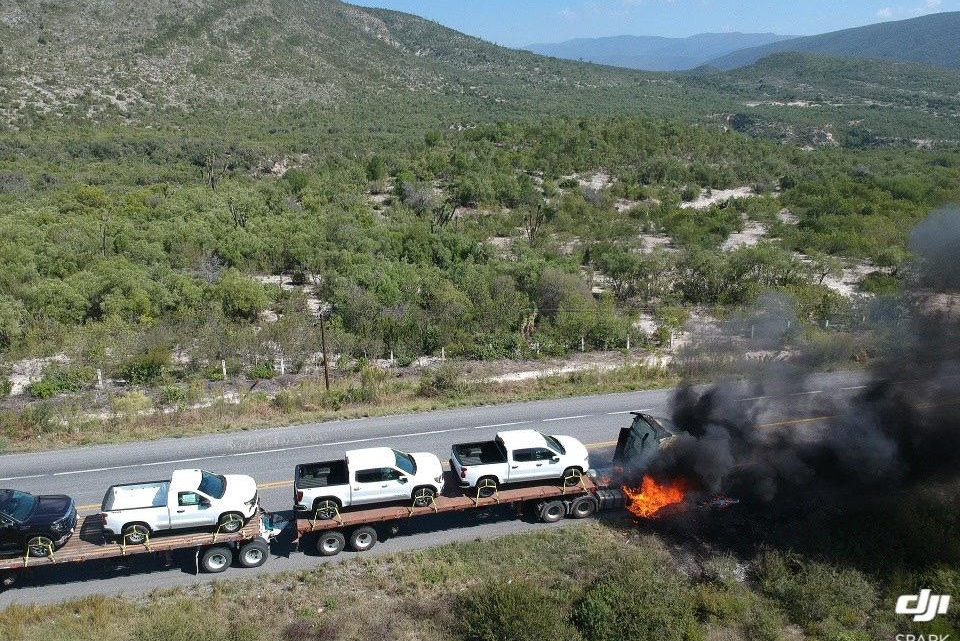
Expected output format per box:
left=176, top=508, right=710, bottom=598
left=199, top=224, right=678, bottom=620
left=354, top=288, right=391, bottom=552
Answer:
left=509, top=448, right=561, bottom=481
left=168, top=491, right=213, bottom=529
left=351, top=468, right=410, bottom=505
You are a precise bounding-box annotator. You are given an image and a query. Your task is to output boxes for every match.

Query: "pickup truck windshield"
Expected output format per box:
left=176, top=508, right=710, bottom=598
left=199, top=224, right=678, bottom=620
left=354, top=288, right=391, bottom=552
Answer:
left=0, top=489, right=37, bottom=522
left=393, top=450, right=417, bottom=475
left=198, top=471, right=227, bottom=499
left=541, top=434, right=566, bottom=455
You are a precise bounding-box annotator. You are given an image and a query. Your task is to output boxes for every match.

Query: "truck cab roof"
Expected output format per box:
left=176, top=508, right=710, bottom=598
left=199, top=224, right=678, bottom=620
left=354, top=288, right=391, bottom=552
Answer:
left=345, top=447, right=401, bottom=470
left=496, top=429, right=550, bottom=451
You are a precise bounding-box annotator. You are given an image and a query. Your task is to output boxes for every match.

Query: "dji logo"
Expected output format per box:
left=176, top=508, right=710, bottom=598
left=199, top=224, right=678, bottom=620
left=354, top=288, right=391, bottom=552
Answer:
left=896, top=590, right=951, bottom=623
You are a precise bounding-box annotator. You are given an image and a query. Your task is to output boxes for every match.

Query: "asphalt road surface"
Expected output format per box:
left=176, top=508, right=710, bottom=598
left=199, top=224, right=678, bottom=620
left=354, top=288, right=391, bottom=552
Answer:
left=0, top=370, right=868, bottom=606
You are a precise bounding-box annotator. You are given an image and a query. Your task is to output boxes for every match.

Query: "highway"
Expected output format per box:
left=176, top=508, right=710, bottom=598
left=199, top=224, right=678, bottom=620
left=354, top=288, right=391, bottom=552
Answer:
left=0, top=370, right=866, bottom=606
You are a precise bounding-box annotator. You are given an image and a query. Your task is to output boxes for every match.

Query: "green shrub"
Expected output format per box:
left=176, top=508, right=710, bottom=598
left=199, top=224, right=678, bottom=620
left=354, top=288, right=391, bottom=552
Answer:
left=159, top=385, right=187, bottom=407
left=353, top=365, right=387, bottom=403
left=572, top=554, right=702, bottom=641
left=417, top=363, right=466, bottom=398
left=251, top=361, right=276, bottom=380
left=29, top=366, right=94, bottom=399
left=459, top=580, right=576, bottom=641
left=0, top=378, right=11, bottom=397
left=112, top=391, right=153, bottom=416
left=755, top=551, right=882, bottom=637
left=115, top=348, right=169, bottom=385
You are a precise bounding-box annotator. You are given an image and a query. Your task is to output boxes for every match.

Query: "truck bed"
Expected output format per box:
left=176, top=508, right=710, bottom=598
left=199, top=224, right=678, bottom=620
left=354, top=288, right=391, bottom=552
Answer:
left=102, top=481, right=169, bottom=511
left=295, top=461, right=349, bottom=489
left=451, top=441, right=506, bottom=466
left=296, top=473, right=598, bottom=538
left=0, top=512, right=266, bottom=571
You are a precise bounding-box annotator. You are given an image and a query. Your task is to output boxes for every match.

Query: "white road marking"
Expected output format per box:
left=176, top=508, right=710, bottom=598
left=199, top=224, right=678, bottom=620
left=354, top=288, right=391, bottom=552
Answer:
left=605, top=408, right=654, bottom=415
left=473, top=421, right=533, bottom=429
left=840, top=385, right=868, bottom=391
left=542, top=414, right=592, bottom=422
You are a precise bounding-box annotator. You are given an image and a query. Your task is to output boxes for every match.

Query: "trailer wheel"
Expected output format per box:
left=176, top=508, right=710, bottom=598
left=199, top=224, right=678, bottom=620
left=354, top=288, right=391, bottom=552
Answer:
left=316, top=531, right=346, bottom=556
left=121, top=523, right=150, bottom=545
left=570, top=496, right=597, bottom=519
left=238, top=539, right=269, bottom=568
left=312, top=498, right=341, bottom=521
left=0, top=572, right=15, bottom=589
left=411, top=486, right=437, bottom=508
left=200, top=546, right=233, bottom=573
left=540, top=500, right=566, bottom=523
left=217, top=512, right=245, bottom=533
left=25, top=535, right=54, bottom=558
left=348, top=526, right=378, bottom=552
left=476, top=476, right=499, bottom=499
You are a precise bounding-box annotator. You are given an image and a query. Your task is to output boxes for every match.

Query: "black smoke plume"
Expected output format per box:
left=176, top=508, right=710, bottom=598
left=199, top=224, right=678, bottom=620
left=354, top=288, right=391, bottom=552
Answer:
left=648, top=209, right=960, bottom=564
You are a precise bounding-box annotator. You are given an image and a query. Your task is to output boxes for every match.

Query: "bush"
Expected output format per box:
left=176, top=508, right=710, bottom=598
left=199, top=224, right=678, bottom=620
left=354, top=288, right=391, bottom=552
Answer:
left=29, top=366, right=94, bottom=399
left=112, top=391, right=153, bottom=416
left=251, top=361, right=276, bottom=380
left=417, top=363, right=466, bottom=398
left=572, top=554, right=702, bottom=641
left=159, top=385, right=187, bottom=407
left=459, top=580, right=576, bottom=641
left=0, top=378, right=11, bottom=397
left=215, top=270, right=271, bottom=321
left=115, top=348, right=170, bottom=385
left=353, top=365, right=387, bottom=403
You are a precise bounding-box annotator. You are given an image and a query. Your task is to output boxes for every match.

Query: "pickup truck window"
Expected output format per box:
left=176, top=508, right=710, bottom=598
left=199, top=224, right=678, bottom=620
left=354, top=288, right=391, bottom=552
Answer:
left=513, top=448, right=536, bottom=462
left=198, top=472, right=227, bottom=498
left=393, top=450, right=417, bottom=475
left=355, top=469, right=382, bottom=483
left=541, top=434, right=566, bottom=455
left=178, top=492, right=201, bottom=507
left=0, top=489, right=36, bottom=522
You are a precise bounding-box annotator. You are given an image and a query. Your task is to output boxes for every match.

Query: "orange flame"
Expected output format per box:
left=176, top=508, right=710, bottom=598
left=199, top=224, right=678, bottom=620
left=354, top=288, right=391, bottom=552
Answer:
left=622, top=476, right=688, bottom=518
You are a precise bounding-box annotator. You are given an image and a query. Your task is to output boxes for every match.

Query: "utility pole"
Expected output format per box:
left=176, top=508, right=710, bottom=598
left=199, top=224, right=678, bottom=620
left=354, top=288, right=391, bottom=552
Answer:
left=319, top=314, right=330, bottom=391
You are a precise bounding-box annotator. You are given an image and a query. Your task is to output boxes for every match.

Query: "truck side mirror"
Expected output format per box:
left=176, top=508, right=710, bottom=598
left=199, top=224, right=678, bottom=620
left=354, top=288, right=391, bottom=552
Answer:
left=199, top=497, right=211, bottom=507
left=551, top=457, right=560, bottom=464
left=398, top=476, right=409, bottom=484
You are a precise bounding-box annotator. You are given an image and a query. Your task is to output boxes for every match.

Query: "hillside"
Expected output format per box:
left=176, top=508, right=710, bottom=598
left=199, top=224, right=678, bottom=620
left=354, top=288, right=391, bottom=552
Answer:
left=526, top=32, right=793, bottom=71
left=707, top=11, right=960, bottom=70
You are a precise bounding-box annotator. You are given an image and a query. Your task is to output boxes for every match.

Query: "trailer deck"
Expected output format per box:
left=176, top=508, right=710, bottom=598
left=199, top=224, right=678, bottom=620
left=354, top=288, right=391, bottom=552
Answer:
left=296, top=475, right=599, bottom=539
left=0, top=512, right=266, bottom=572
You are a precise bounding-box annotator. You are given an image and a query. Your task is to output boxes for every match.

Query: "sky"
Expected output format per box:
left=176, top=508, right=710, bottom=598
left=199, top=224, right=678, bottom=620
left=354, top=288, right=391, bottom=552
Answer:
left=349, top=0, right=957, bottom=47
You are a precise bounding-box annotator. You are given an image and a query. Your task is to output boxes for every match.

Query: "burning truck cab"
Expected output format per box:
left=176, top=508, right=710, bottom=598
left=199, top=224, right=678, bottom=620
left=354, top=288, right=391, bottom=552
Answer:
left=612, top=412, right=678, bottom=473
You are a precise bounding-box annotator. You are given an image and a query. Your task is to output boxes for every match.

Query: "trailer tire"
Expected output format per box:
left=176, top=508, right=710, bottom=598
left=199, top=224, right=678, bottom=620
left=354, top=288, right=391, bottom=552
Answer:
left=316, top=531, right=346, bottom=556
left=25, top=535, right=54, bottom=558
left=411, top=486, right=437, bottom=508
left=476, top=476, right=499, bottom=499
left=570, top=496, right=597, bottom=519
left=200, top=546, right=233, bottom=573
left=349, top=526, right=377, bottom=552
left=238, top=539, right=269, bottom=568
left=217, top=512, right=245, bottom=534
left=0, top=572, right=15, bottom=589
left=121, top=523, right=151, bottom=545
left=312, top=498, right=341, bottom=521
left=540, top=500, right=566, bottom=523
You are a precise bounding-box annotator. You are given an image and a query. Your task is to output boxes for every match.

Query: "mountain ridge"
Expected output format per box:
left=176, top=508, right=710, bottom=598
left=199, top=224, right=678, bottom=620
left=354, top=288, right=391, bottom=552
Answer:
left=706, top=11, right=960, bottom=70
left=524, top=32, right=794, bottom=71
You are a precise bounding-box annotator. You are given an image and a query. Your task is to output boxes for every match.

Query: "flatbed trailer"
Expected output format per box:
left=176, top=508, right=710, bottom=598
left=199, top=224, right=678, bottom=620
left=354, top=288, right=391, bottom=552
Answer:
left=0, top=511, right=274, bottom=587
left=295, top=472, right=626, bottom=556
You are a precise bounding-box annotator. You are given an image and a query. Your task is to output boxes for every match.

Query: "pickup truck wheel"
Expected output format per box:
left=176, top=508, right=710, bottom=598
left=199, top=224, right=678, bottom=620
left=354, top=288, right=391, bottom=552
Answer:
left=317, top=530, right=347, bottom=556
left=540, top=500, right=566, bottom=523
left=238, top=540, right=269, bottom=568
left=121, top=524, right=150, bottom=545
left=217, top=512, right=245, bottom=533
left=312, top=498, right=341, bottom=521
left=476, top=476, right=499, bottom=499
left=562, top=467, right=584, bottom=482
left=349, top=526, right=377, bottom=552
left=200, top=546, right=233, bottom=573
left=1, top=572, right=15, bottom=588
left=25, top=536, right=54, bottom=558
left=570, top=496, right=597, bottom=519
left=316, top=531, right=346, bottom=556
left=411, top=486, right=437, bottom=507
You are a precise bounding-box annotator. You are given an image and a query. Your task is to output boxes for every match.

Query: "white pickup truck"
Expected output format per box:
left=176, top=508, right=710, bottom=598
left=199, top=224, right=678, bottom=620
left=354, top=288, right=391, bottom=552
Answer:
left=450, top=429, right=591, bottom=494
left=294, top=447, right=445, bottom=515
left=100, top=469, right=259, bottom=544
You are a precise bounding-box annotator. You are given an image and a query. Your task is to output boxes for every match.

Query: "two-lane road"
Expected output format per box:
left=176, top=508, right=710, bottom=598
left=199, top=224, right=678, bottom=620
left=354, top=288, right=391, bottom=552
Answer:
left=0, top=370, right=866, bottom=606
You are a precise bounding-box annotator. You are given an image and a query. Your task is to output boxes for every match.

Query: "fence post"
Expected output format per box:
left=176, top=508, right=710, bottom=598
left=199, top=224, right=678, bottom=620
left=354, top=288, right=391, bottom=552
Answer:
left=580, top=336, right=585, bottom=352
left=96, top=369, right=104, bottom=390
left=221, top=360, right=227, bottom=381
left=626, top=334, right=631, bottom=350
left=279, top=357, right=285, bottom=377
left=441, top=346, right=445, bottom=361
